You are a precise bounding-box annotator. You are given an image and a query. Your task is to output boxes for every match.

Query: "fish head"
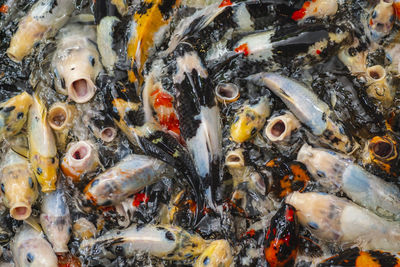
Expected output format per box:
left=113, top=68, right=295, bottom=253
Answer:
left=84, top=174, right=117, bottom=207
left=264, top=203, right=299, bottom=267
left=366, top=135, right=399, bottom=175
left=0, top=92, right=32, bottom=138
left=40, top=213, right=71, bottom=253
left=30, top=153, right=59, bottom=192
left=230, top=107, right=265, bottom=143
left=285, top=192, right=343, bottom=241
left=194, top=240, right=233, bottom=267
left=15, top=238, right=58, bottom=267
left=1, top=164, right=38, bottom=220
left=369, top=0, right=395, bottom=41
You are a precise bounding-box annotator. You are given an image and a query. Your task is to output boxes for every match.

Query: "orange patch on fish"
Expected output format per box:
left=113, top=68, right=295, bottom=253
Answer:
left=219, top=0, right=232, bottom=8
left=0, top=4, right=8, bottom=13
left=235, top=43, right=250, bottom=56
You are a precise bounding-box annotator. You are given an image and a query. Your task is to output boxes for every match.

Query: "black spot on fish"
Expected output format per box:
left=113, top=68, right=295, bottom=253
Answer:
left=61, top=78, right=66, bottom=89
left=17, top=112, right=24, bottom=120
left=6, top=126, right=11, bottom=132
left=3, top=106, right=15, bottom=113
left=28, top=177, right=34, bottom=188
left=36, top=167, right=42, bottom=175
left=51, top=157, right=56, bottom=164
left=0, top=184, right=4, bottom=194
left=158, top=0, right=176, bottom=20
left=137, top=1, right=153, bottom=15
left=101, top=200, right=112, bottom=206
left=26, top=252, right=34, bottom=263
left=165, top=231, right=175, bottom=241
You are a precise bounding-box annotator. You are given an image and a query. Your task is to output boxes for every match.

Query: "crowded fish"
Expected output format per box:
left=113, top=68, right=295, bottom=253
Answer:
left=0, top=0, right=399, bottom=266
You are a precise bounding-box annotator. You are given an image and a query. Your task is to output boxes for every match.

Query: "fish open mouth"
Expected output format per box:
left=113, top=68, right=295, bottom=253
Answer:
left=69, top=78, right=96, bottom=103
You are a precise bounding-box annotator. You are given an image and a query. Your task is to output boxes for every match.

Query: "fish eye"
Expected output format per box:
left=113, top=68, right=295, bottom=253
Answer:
left=36, top=167, right=42, bottom=175
left=251, top=127, right=257, bottom=135
left=26, top=252, right=34, bottom=263
left=371, top=11, right=377, bottom=19
left=0, top=184, right=4, bottom=194
left=114, top=245, right=124, bottom=255
left=233, top=116, right=239, bottom=123
left=91, top=179, right=99, bottom=188
left=390, top=15, right=395, bottom=23
left=165, top=231, right=175, bottom=241
left=17, top=112, right=24, bottom=120
left=89, top=56, right=95, bottom=66
left=307, top=222, right=319, bottom=230
left=203, top=256, right=210, bottom=265
left=28, top=177, right=34, bottom=188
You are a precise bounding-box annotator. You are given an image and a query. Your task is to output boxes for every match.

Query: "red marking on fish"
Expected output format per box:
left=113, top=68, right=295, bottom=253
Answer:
left=0, top=4, right=8, bottom=13
left=246, top=229, right=256, bottom=237
left=316, top=49, right=321, bottom=55
left=235, top=43, right=250, bottom=56
left=219, top=0, right=232, bottom=8
left=132, top=193, right=149, bottom=207
left=285, top=207, right=294, bottom=222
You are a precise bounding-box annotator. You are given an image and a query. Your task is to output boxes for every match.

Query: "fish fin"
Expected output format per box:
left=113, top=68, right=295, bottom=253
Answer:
left=25, top=216, right=43, bottom=233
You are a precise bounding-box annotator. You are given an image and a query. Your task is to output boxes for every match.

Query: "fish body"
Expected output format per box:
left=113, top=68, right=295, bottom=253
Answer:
left=297, top=144, right=400, bottom=220
left=291, top=0, right=338, bottom=22
left=173, top=43, right=222, bottom=208
left=233, top=25, right=351, bottom=66
left=52, top=15, right=102, bottom=103
left=0, top=149, right=38, bottom=220
left=0, top=92, right=33, bottom=140
left=194, top=240, right=233, bottom=267
left=264, top=204, right=299, bottom=267
left=266, top=157, right=311, bottom=200
left=97, top=16, right=121, bottom=74
left=251, top=73, right=353, bottom=152
left=40, top=182, right=72, bottom=253
left=85, top=154, right=173, bottom=207
left=286, top=192, right=400, bottom=251
left=142, top=75, right=181, bottom=136
left=230, top=96, right=270, bottom=143
left=127, top=0, right=179, bottom=85
left=11, top=223, right=58, bottom=267
left=28, top=94, right=59, bottom=192
left=7, top=0, right=74, bottom=62
left=80, top=224, right=207, bottom=260
left=318, top=247, right=400, bottom=267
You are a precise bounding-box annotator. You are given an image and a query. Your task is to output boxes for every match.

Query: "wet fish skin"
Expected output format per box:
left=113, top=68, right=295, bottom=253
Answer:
left=0, top=92, right=33, bottom=140
left=317, top=247, right=400, bottom=267
left=11, top=223, right=58, bottom=267
left=6, top=0, right=75, bottom=62
left=40, top=182, right=72, bottom=253
left=194, top=240, right=233, bottom=267
left=298, top=143, right=400, bottom=220
left=84, top=154, right=173, bottom=207
left=173, top=43, right=222, bottom=210
left=250, top=72, right=353, bottom=153
left=52, top=14, right=102, bottom=103
left=369, top=0, right=395, bottom=42
left=286, top=192, right=400, bottom=251
left=230, top=96, right=270, bottom=143
left=28, top=94, right=59, bottom=192
left=127, top=0, right=179, bottom=86
left=264, top=203, right=299, bottom=267
left=79, top=224, right=207, bottom=260
left=105, top=78, right=205, bottom=221
left=0, top=149, right=38, bottom=220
